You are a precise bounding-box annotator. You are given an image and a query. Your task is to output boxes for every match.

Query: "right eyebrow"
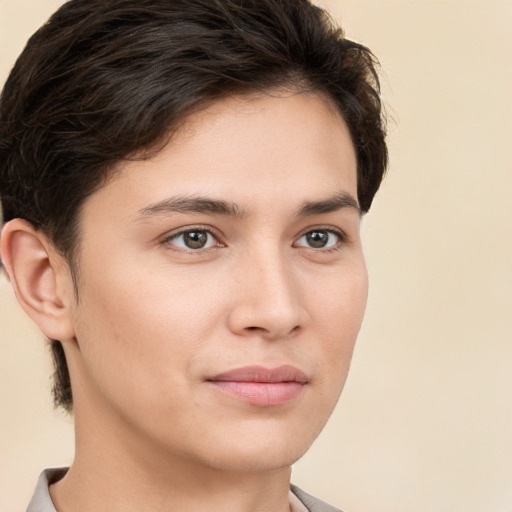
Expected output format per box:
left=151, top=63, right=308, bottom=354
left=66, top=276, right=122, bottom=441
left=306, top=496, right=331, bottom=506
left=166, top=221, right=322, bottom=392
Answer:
left=136, top=195, right=247, bottom=220
left=297, top=192, right=361, bottom=217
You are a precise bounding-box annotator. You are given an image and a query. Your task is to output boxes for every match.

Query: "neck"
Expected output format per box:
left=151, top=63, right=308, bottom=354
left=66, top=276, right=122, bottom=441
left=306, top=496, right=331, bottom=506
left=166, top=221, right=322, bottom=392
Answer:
left=50, top=405, right=293, bottom=512
left=51, top=461, right=292, bottom=512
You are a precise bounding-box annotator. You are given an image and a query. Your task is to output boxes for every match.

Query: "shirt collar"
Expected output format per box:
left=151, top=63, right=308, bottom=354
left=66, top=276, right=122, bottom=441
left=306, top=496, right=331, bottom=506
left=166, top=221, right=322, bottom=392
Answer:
left=28, top=468, right=311, bottom=512
left=27, top=468, right=67, bottom=512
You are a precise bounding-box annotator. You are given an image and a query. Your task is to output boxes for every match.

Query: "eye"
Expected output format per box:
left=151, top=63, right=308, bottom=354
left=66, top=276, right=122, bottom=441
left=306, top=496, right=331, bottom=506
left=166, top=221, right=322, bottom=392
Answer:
left=166, top=229, right=219, bottom=250
left=294, top=229, right=343, bottom=250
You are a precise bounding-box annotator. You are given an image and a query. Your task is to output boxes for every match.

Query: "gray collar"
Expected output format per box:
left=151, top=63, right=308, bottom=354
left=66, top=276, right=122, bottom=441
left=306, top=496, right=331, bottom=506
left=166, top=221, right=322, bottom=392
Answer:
left=27, top=468, right=67, bottom=512
left=27, top=468, right=342, bottom=512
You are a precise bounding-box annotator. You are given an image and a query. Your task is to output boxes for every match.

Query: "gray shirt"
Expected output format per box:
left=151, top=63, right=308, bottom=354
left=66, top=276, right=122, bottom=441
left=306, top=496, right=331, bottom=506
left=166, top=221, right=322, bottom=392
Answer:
left=27, top=468, right=342, bottom=512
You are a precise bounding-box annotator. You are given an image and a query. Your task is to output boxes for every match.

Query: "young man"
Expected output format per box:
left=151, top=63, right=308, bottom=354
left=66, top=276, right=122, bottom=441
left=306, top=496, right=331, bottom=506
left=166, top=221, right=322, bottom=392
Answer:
left=0, top=1, right=387, bottom=511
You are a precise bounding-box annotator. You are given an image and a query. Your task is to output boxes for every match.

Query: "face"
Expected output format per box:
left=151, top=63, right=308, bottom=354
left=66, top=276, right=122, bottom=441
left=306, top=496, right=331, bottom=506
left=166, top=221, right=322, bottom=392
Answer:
left=66, top=91, right=368, bottom=474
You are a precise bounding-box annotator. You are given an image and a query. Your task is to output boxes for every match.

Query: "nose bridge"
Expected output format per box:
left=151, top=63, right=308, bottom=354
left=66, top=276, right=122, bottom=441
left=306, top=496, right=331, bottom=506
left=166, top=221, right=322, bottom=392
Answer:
left=230, top=239, right=303, bottom=338
left=254, top=244, right=297, bottom=308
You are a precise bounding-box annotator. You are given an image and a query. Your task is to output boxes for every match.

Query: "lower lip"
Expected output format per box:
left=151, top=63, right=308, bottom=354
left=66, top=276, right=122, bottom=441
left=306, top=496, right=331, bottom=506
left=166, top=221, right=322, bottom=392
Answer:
left=208, top=381, right=305, bottom=406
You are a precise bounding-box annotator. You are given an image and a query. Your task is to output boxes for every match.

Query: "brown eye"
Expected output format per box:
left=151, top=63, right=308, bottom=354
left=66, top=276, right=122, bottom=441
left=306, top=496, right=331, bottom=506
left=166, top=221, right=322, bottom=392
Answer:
left=306, top=231, right=329, bottom=248
left=295, top=229, right=342, bottom=250
left=183, top=231, right=208, bottom=249
left=168, top=229, right=216, bottom=250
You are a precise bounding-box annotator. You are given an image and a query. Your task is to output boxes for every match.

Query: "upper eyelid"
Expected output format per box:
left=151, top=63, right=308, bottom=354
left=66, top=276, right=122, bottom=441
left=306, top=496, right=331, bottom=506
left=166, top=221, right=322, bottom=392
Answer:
left=159, top=227, right=224, bottom=253
left=293, top=226, right=349, bottom=251
left=297, top=225, right=347, bottom=239
left=159, top=224, right=348, bottom=247
left=161, top=224, right=222, bottom=241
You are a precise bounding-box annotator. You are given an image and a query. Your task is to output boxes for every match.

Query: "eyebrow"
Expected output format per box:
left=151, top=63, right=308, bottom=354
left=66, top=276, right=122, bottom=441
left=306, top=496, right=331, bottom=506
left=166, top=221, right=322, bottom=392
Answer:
left=137, top=196, right=247, bottom=219
left=298, top=192, right=361, bottom=217
left=136, top=191, right=360, bottom=220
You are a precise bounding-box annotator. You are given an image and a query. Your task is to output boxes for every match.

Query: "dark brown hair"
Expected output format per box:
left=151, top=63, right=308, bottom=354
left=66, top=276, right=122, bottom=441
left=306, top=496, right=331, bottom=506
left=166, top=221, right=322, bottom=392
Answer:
left=0, top=0, right=387, bottom=411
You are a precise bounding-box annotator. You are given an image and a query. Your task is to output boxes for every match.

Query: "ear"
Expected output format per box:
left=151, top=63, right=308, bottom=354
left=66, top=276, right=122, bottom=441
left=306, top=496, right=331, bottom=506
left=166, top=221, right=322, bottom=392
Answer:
left=1, top=219, right=76, bottom=342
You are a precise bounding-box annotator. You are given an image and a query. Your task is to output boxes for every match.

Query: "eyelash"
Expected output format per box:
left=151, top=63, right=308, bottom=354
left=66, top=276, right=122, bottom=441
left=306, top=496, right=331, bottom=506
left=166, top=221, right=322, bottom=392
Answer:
left=293, top=226, right=347, bottom=252
left=161, top=225, right=224, bottom=253
left=161, top=225, right=347, bottom=253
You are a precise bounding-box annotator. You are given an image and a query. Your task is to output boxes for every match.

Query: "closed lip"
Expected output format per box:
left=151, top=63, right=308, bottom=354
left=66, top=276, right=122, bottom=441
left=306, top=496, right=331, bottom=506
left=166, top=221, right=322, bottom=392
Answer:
left=207, top=365, right=309, bottom=384
left=206, top=365, right=309, bottom=406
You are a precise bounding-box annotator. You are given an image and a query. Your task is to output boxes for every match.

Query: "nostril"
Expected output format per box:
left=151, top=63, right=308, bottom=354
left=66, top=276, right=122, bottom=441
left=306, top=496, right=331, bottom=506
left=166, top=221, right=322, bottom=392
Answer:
left=244, top=324, right=301, bottom=338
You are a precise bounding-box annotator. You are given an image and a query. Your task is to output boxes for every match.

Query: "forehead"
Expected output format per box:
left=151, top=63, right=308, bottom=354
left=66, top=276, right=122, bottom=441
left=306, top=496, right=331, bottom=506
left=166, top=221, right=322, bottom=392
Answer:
left=82, top=91, right=357, bottom=222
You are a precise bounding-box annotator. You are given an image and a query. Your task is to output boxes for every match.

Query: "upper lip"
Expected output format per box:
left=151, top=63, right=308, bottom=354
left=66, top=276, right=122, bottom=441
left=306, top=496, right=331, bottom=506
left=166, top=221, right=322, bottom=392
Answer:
left=207, top=365, right=309, bottom=384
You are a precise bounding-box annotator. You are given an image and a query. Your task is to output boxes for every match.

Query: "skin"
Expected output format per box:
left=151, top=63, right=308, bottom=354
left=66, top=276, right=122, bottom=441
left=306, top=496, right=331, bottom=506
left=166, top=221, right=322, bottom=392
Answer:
left=2, top=91, right=367, bottom=512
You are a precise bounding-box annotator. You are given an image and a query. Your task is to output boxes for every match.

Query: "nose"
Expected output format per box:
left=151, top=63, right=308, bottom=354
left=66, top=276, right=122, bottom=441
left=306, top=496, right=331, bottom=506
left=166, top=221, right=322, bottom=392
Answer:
left=227, top=247, right=306, bottom=341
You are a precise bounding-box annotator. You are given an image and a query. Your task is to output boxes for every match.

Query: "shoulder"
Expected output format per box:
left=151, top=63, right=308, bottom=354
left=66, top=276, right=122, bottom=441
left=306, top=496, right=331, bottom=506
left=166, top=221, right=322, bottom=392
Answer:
left=290, top=484, right=344, bottom=512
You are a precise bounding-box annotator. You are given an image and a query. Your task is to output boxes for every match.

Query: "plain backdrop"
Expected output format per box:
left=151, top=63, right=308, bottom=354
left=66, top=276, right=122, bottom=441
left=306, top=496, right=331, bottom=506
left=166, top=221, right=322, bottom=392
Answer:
left=1, top=1, right=511, bottom=511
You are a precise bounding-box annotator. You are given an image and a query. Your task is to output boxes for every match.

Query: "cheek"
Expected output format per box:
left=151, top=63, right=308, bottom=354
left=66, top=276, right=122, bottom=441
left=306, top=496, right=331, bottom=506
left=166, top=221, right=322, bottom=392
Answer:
left=308, top=260, right=368, bottom=335
left=72, top=259, right=227, bottom=385
left=306, top=261, right=368, bottom=382
left=289, top=262, right=368, bottom=440
left=69, top=268, right=221, bottom=435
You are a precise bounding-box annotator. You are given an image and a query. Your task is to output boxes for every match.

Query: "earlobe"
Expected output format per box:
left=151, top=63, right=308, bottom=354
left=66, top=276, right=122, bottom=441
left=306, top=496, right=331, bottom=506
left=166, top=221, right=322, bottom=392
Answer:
left=0, top=219, right=76, bottom=342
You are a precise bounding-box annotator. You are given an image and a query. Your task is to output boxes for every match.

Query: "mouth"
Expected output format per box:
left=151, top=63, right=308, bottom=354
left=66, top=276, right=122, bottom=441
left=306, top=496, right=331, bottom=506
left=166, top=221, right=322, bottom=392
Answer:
left=206, top=365, right=309, bottom=407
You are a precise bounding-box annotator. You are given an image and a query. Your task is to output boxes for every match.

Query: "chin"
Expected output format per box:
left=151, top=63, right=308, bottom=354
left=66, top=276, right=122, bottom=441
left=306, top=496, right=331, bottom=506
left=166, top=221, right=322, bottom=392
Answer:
left=190, top=419, right=324, bottom=473
left=204, top=441, right=311, bottom=474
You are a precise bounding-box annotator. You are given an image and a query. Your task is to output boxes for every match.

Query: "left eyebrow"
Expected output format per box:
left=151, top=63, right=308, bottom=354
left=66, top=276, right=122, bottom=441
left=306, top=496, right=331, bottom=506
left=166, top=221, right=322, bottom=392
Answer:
left=298, top=192, right=361, bottom=217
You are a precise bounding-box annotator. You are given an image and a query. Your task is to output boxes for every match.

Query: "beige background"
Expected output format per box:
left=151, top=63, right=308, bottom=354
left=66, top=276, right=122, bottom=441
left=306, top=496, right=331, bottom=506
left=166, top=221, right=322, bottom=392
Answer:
left=1, top=1, right=511, bottom=511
